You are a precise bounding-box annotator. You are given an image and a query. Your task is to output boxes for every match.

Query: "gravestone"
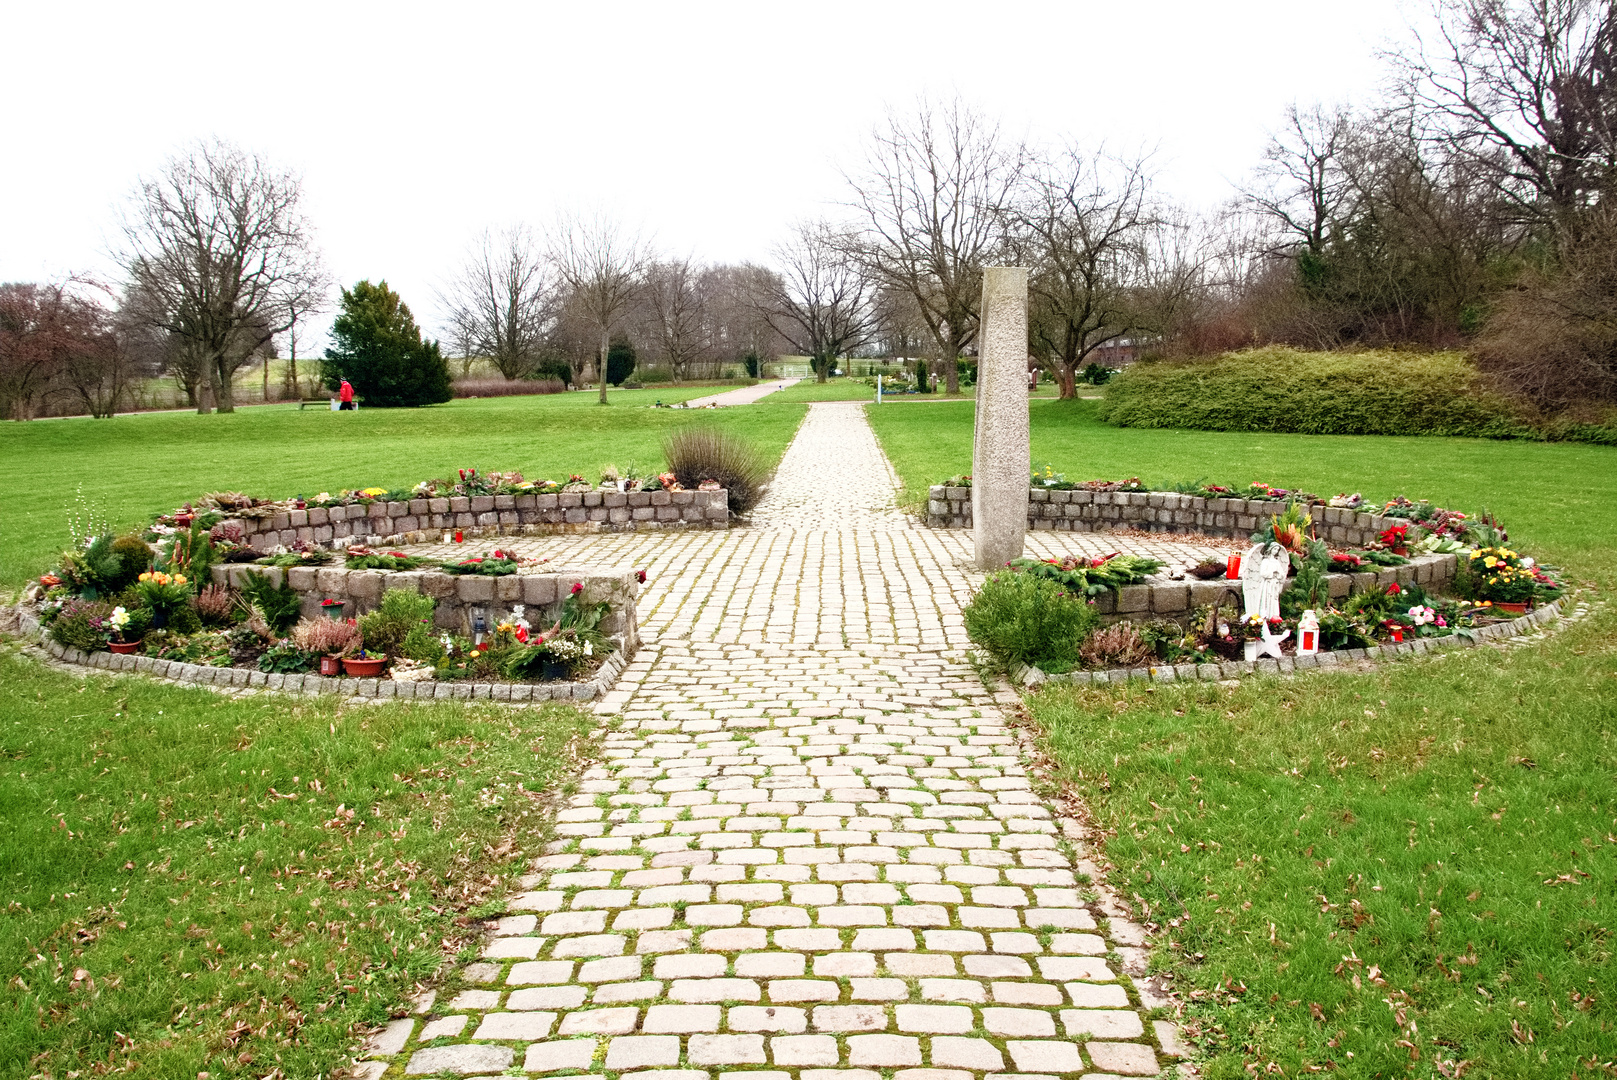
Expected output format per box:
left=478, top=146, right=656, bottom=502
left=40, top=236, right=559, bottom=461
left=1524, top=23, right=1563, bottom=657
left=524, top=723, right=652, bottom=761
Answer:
left=972, top=266, right=1030, bottom=570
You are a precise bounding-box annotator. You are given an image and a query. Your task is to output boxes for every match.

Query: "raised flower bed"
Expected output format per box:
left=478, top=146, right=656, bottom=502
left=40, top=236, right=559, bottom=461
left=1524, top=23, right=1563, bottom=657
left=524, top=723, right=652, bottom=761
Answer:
left=161, top=467, right=729, bottom=555
left=954, top=483, right=1567, bottom=682
left=23, top=525, right=645, bottom=700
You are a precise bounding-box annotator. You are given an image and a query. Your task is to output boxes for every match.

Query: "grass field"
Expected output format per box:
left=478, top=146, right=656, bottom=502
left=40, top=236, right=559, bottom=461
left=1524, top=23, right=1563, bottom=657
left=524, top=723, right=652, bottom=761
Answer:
left=865, top=397, right=1617, bottom=1075
left=0, top=392, right=807, bottom=591
left=866, top=397, right=1617, bottom=580
left=0, top=648, right=594, bottom=1078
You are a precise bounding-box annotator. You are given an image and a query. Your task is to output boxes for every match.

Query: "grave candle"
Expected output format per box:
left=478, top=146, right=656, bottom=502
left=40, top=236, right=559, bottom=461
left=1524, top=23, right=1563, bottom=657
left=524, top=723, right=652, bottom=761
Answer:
left=1226, top=553, right=1242, bottom=579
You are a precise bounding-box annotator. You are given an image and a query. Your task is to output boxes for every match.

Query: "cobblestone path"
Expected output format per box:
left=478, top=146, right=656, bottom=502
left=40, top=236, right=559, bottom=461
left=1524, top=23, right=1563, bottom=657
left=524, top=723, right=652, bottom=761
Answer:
left=371, top=405, right=1186, bottom=1078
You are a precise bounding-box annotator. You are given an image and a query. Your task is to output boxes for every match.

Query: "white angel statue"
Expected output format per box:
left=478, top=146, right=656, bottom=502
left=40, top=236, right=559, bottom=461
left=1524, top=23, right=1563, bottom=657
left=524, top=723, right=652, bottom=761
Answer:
left=1238, top=541, right=1289, bottom=621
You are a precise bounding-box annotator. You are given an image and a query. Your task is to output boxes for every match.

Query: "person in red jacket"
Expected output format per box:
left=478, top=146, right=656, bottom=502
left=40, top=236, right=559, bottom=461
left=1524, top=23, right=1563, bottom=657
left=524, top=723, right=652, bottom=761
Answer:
left=338, top=378, right=354, bottom=410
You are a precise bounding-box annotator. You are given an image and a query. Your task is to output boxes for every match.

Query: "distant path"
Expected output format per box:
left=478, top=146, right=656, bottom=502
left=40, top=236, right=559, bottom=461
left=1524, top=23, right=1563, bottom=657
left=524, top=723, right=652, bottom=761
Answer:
left=684, top=379, right=801, bottom=408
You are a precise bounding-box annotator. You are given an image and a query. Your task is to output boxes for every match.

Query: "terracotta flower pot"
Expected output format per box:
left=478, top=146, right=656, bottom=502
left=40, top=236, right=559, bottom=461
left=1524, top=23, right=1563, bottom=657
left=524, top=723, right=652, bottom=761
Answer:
left=109, top=639, right=140, bottom=655
left=1494, top=601, right=1529, bottom=615
left=342, top=656, right=387, bottom=677
left=319, top=654, right=342, bottom=676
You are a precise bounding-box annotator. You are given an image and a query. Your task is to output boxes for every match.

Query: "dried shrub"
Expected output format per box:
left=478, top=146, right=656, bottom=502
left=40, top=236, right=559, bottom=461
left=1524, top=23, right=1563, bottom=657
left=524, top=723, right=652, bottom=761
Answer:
left=194, top=584, right=241, bottom=628
left=451, top=378, right=565, bottom=398
left=1474, top=212, right=1617, bottom=409
left=1079, top=622, right=1155, bottom=669
left=291, top=617, right=362, bottom=656
left=663, top=427, right=768, bottom=516
left=1188, top=558, right=1227, bottom=580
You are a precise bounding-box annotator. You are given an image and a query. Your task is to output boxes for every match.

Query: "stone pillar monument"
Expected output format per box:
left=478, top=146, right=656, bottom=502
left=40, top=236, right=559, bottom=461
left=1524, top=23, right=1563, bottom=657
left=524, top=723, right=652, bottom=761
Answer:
left=972, top=266, right=1030, bottom=570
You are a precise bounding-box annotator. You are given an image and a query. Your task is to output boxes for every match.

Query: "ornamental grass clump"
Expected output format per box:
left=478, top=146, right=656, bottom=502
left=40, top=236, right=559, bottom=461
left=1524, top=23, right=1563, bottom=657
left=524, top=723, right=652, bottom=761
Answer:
left=663, top=427, right=768, bottom=515
left=963, top=571, right=1099, bottom=674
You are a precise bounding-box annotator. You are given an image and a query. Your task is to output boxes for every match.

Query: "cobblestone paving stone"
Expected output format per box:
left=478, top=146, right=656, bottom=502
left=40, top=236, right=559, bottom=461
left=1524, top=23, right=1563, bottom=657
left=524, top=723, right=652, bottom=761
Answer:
left=371, top=404, right=1187, bottom=1078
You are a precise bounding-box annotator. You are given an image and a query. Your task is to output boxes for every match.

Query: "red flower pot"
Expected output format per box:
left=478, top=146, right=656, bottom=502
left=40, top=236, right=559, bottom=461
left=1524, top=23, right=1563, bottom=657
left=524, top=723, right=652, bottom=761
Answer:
left=109, top=640, right=140, bottom=654
left=342, top=656, right=386, bottom=677
left=1494, top=601, right=1528, bottom=615
left=319, top=655, right=342, bottom=676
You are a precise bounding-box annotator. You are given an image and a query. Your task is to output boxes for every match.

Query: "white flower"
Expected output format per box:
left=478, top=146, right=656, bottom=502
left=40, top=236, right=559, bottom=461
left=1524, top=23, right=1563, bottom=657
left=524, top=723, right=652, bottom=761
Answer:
left=109, top=606, right=130, bottom=630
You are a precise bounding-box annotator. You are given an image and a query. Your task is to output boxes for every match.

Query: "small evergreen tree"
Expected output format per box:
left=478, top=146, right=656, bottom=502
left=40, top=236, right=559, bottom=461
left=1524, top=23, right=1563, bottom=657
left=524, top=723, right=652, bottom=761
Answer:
left=606, top=334, right=637, bottom=386
left=322, top=280, right=453, bottom=407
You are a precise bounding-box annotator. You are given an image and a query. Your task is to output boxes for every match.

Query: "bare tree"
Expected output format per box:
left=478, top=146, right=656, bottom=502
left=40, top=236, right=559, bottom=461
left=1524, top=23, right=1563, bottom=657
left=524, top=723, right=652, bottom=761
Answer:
left=844, top=97, right=1024, bottom=394
left=119, top=139, right=326, bottom=413
left=1010, top=148, right=1163, bottom=398
left=1243, top=104, right=1360, bottom=256
left=280, top=267, right=333, bottom=400
left=754, top=222, right=876, bottom=382
left=1392, top=0, right=1617, bottom=229
left=701, top=264, right=790, bottom=377
left=442, top=225, right=554, bottom=380
left=641, top=256, right=709, bottom=383
left=547, top=211, right=651, bottom=403
left=58, top=282, right=130, bottom=418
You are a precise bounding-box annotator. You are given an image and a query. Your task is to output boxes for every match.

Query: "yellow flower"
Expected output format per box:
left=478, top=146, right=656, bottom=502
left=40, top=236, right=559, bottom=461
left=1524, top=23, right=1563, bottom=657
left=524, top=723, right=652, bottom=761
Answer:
left=360, top=487, right=388, bottom=497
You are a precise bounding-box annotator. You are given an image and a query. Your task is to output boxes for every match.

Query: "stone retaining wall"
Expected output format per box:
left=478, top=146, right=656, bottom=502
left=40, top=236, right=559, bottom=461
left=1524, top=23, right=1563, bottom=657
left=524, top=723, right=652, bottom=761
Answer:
left=1086, top=552, right=1457, bottom=622
left=924, top=486, right=1459, bottom=623
left=210, top=563, right=642, bottom=651
left=218, top=489, right=728, bottom=552
left=928, top=485, right=1399, bottom=547
left=36, top=635, right=628, bottom=703
left=1012, top=597, right=1565, bottom=686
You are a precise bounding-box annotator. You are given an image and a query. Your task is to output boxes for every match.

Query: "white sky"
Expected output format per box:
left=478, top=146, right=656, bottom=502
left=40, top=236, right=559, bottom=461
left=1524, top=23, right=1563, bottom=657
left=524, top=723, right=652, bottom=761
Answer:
left=3, top=0, right=1423, bottom=351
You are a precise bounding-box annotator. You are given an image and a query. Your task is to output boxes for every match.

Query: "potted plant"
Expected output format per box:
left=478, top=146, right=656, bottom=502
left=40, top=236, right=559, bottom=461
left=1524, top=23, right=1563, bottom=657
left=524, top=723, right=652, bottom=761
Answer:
left=341, top=649, right=387, bottom=677
left=1238, top=613, right=1266, bottom=661
left=134, top=570, right=190, bottom=629
left=108, top=605, right=141, bottom=654
left=1464, top=546, right=1542, bottom=613
left=292, top=616, right=362, bottom=676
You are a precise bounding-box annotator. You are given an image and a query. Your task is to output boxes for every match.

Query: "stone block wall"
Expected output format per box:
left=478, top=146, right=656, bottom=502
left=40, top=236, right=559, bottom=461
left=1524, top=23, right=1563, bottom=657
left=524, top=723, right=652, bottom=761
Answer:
left=219, top=489, right=729, bottom=553
left=211, top=563, right=641, bottom=654
left=925, top=485, right=1461, bottom=623
left=928, top=485, right=1406, bottom=548
left=1081, top=552, right=1457, bottom=624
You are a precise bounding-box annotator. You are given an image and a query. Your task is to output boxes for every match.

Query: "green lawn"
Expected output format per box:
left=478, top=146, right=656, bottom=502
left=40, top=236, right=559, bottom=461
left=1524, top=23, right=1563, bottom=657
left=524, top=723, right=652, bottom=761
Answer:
left=0, top=648, right=594, bottom=1078
left=865, top=397, right=1617, bottom=1075
left=866, top=397, right=1617, bottom=580
left=763, top=377, right=881, bottom=402
left=0, top=392, right=807, bottom=590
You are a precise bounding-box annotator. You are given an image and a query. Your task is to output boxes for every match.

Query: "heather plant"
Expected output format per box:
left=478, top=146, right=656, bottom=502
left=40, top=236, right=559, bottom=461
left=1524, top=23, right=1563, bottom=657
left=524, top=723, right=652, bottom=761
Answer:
left=194, top=584, right=241, bottom=628
left=291, top=616, right=361, bottom=657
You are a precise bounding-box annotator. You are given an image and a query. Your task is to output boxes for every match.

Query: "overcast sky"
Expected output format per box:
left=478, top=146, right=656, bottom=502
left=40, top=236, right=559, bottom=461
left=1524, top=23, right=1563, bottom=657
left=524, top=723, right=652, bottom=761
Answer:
left=4, top=0, right=1424, bottom=350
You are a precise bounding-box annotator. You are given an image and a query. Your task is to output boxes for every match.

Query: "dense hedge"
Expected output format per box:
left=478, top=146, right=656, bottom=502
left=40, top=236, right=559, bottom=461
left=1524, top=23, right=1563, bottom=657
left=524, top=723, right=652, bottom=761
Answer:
left=1097, top=347, right=1617, bottom=443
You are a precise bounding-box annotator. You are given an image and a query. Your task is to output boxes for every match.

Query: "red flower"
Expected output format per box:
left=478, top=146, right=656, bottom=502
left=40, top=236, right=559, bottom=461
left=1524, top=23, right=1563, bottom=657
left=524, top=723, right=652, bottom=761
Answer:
left=635, top=570, right=647, bottom=584
left=570, top=582, right=583, bottom=596
left=515, top=627, right=529, bottom=643
left=1387, top=583, right=1401, bottom=595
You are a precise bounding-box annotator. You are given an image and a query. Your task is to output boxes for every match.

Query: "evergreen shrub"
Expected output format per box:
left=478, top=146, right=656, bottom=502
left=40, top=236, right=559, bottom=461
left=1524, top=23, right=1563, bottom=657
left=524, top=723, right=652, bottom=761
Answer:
left=1098, top=347, right=1532, bottom=437
left=963, top=572, right=1099, bottom=674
